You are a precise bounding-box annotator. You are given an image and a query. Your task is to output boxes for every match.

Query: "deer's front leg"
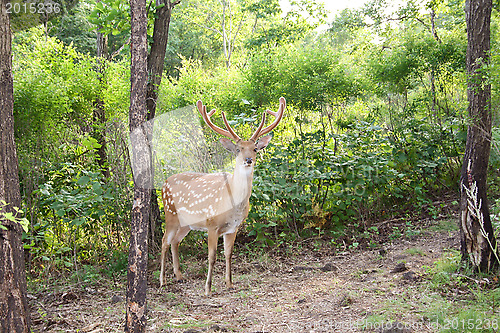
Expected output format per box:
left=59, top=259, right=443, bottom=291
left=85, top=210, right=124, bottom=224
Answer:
left=223, top=232, right=237, bottom=289
left=205, top=229, right=218, bottom=296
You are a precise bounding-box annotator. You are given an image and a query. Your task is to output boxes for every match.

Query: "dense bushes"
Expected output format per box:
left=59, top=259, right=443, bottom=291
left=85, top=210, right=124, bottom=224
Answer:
left=30, top=161, right=130, bottom=269
left=248, top=117, right=466, bottom=245
left=13, top=29, right=132, bottom=274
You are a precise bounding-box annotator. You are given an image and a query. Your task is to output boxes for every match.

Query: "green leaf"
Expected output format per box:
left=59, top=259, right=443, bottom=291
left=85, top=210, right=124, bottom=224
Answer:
left=77, top=175, right=91, bottom=186
left=19, top=218, right=29, bottom=233
left=71, top=217, right=86, bottom=226
left=3, top=212, right=16, bottom=222
left=92, top=182, right=103, bottom=195
left=82, top=136, right=101, bottom=150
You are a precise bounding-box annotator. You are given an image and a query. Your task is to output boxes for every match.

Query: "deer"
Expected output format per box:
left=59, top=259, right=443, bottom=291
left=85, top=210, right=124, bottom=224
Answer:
left=159, top=97, right=285, bottom=296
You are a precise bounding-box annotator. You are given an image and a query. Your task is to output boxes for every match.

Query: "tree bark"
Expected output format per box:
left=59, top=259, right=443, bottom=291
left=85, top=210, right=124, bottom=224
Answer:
left=93, top=14, right=110, bottom=179
left=147, top=0, right=178, bottom=118
left=146, top=0, right=179, bottom=253
left=126, top=0, right=151, bottom=330
left=459, top=0, right=498, bottom=272
left=0, top=2, right=31, bottom=331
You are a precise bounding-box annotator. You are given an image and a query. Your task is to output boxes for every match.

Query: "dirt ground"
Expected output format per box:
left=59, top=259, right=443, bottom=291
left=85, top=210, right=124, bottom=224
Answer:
left=29, top=220, right=460, bottom=333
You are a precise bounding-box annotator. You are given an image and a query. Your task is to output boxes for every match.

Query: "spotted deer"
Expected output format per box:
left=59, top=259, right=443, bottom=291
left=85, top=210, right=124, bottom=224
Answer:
left=159, top=97, right=285, bottom=295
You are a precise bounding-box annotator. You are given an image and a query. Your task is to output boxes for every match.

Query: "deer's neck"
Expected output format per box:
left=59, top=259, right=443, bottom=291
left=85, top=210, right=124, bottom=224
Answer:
left=228, top=164, right=254, bottom=206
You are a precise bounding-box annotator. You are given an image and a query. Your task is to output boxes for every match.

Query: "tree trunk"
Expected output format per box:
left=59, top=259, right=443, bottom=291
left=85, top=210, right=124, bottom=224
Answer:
left=459, top=0, right=498, bottom=272
left=126, top=0, right=151, bottom=330
left=93, top=17, right=110, bottom=179
left=0, top=3, right=31, bottom=331
left=147, top=0, right=177, bottom=117
left=146, top=0, right=179, bottom=253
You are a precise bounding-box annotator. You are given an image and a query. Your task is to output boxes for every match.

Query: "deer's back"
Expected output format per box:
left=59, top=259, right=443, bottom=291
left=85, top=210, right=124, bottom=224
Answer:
left=162, top=172, right=241, bottom=229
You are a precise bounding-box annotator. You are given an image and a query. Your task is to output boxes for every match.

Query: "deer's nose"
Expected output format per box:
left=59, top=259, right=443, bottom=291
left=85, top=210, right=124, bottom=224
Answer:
left=245, top=157, right=253, bottom=165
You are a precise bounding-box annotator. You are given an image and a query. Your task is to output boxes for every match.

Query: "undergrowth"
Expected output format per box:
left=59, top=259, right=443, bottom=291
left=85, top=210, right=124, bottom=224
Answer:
left=424, top=250, right=500, bottom=332
left=370, top=247, right=500, bottom=333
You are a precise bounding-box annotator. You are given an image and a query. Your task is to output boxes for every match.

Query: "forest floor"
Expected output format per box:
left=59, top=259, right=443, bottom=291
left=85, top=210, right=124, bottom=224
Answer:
left=28, top=217, right=498, bottom=333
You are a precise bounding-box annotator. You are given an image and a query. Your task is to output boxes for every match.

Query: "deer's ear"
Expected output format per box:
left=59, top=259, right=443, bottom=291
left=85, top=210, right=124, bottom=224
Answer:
left=256, top=135, right=272, bottom=150
left=219, top=138, right=237, bottom=153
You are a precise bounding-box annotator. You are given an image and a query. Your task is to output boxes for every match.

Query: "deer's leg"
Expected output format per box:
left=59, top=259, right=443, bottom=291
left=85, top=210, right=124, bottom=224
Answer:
left=205, top=228, right=219, bottom=296
left=160, top=212, right=178, bottom=287
left=160, top=230, right=170, bottom=287
left=223, top=232, right=237, bottom=289
left=170, top=226, right=190, bottom=282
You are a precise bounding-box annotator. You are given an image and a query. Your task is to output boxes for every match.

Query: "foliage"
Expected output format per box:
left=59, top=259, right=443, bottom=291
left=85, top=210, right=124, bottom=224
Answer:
left=13, top=28, right=99, bottom=157
left=30, top=161, right=130, bottom=271
left=8, top=0, right=69, bottom=32
left=244, top=43, right=362, bottom=109
left=49, top=0, right=97, bottom=55
left=12, top=29, right=132, bottom=274
left=158, top=58, right=248, bottom=113
left=366, top=30, right=465, bottom=95
left=244, top=0, right=327, bottom=52
left=249, top=118, right=463, bottom=245
left=0, top=201, right=30, bottom=232
left=164, top=4, right=222, bottom=77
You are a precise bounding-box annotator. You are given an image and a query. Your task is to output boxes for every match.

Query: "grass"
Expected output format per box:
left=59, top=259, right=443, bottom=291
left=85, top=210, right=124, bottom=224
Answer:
left=361, top=314, right=389, bottom=330
left=426, top=307, right=500, bottom=332
left=429, top=219, right=459, bottom=233
left=371, top=248, right=500, bottom=333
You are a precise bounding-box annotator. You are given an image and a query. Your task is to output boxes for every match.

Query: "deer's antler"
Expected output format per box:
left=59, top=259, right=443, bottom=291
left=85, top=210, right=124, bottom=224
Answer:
left=197, top=97, right=285, bottom=142
left=250, top=97, right=286, bottom=142
left=197, top=100, right=241, bottom=142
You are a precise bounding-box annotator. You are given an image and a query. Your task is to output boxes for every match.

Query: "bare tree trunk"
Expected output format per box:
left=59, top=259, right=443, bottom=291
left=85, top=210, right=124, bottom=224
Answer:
left=430, top=10, right=441, bottom=43
left=146, top=0, right=179, bottom=254
left=0, top=2, right=31, bottom=331
left=147, top=0, right=178, bottom=115
left=93, top=19, right=110, bottom=179
left=459, top=0, right=498, bottom=272
left=126, top=0, right=151, bottom=330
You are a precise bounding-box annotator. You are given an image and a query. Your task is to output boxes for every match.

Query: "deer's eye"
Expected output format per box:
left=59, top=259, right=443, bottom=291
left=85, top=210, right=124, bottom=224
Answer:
left=236, top=149, right=240, bottom=153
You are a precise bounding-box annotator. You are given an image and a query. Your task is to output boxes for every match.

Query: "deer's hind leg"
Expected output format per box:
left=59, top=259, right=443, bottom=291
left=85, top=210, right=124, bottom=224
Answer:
left=170, top=225, right=190, bottom=282
left=160, top=211, right=175, bottom=287
left=160, top=210, right=190, bottom=286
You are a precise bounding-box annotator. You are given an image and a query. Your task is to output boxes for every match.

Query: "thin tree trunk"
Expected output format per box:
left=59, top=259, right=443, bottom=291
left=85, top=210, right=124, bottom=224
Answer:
left=459, top=0, right=498, bottom=272
left=0, top=2, right=31, bottom=331
left=146, top=0, right=178, bottom=117
left=146, top=0, right=179, bottom=253
left=126, top=0, right=151, bottom=330
left=93, top=19, right=110, bottom=179
left=430, top=10, right=441, bottom=43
